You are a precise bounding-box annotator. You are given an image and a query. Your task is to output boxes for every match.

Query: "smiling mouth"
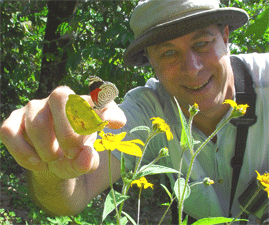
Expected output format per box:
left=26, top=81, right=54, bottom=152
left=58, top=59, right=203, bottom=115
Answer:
left=184, top=76, right=213, bottom=92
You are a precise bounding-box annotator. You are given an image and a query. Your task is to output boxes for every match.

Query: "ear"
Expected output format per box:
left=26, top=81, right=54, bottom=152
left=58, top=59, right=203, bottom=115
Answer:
left=223, top=25, right=229, bottom=47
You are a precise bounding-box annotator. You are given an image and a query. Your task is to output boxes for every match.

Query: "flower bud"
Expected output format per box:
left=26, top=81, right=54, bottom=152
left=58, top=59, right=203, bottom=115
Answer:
left=203, top=177, right=214, bottom=186
left=159, top=147, right=169, bottom=158
left=189, top=103, right=200, bottom=116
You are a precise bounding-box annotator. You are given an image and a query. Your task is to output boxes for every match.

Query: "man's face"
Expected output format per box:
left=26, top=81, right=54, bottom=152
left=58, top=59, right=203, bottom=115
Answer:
left=147, top=25, right=234, bottom=119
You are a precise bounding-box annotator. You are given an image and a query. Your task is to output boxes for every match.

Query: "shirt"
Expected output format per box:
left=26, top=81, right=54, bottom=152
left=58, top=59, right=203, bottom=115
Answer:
left=108, top=53, right=269, bottom=222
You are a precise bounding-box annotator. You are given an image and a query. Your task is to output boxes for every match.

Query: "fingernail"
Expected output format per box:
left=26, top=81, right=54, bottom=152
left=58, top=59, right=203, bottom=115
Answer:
left=28, top=156, right=41, bottom=165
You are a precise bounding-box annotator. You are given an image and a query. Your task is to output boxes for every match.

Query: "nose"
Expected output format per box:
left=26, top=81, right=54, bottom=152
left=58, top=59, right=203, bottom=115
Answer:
left=181, top=50, right=203, bottom=77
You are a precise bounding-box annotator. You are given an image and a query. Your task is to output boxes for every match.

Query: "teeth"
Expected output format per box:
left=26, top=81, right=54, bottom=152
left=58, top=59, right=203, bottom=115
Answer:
left=192, top=84, right=205, bottom=90
left=187, top=81, right=207, bottom=90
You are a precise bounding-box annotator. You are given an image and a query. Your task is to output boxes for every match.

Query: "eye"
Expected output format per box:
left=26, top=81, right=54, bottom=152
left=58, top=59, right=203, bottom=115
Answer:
left=161, top=49, right=177, bottom=58
left=194, top=41, right=208, bottom=48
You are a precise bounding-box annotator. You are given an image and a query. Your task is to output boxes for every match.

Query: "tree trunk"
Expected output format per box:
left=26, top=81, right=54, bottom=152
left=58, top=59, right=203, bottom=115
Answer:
left=34, top=1, right=78, bottom=99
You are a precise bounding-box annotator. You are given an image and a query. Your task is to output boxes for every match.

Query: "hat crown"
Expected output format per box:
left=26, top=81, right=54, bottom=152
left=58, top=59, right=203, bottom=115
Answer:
left=130, top=0, right=220, bottom=39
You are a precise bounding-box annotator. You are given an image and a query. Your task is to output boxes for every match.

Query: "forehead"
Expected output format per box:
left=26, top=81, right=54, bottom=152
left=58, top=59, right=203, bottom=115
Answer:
left=149, top=25, right=220, bottom=50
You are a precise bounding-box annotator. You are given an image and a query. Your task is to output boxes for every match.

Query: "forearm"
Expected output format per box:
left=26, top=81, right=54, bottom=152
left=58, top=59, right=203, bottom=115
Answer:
left=27, top=170, right=90, bottom=216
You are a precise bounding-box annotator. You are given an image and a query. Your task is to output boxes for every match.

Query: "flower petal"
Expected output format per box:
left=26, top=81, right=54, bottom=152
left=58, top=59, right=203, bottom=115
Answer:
left=144, top=183, right=154, bottom=189
left=223, top=99, right=237, bottom=108
left=117, top=142, right=142, bottom=157
left=94, top=139, right=106, bottom=152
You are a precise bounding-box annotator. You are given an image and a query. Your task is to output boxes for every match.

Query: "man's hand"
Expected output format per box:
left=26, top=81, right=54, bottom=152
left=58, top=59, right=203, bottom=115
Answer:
left=0, top=86, right=126, bottom=179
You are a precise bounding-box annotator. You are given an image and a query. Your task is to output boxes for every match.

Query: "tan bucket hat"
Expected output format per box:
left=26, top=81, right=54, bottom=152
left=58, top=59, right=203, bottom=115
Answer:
left=123, top=0, right=249, bottom=66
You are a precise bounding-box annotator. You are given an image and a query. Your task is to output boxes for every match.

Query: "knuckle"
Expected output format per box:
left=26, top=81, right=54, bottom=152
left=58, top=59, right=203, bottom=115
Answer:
left=49, top=86, right=74, bottom=102
left=0, top=122, right=12, bottom=142
left=0, top=108, right=24, bottom=141
left=25, top=100, right=50, bottom=130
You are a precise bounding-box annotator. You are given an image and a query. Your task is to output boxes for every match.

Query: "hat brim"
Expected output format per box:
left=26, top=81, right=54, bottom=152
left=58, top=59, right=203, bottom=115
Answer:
left=124, top=7, right=248, bottom=66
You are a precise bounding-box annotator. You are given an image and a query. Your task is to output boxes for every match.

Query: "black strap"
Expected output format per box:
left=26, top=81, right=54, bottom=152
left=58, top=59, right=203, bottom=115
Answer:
left=228, top=56, right=257, bottom=218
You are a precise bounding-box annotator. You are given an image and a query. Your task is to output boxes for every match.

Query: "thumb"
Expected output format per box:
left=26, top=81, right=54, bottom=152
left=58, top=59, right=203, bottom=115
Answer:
left=99, top=101, right=126, bottom=129
left=81, top=95, right=126, bottom=130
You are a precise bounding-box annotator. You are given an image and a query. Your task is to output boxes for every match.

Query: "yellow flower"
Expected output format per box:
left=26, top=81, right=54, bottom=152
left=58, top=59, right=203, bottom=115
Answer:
left=150, top=117, right=173, bottom=141
left=223, top=99, right=249, bottom=118
left=131, top=176, right=154, bottom=190
left=256, top=170, right=269, bottom=198
left=94, top=131, right=144, bottom=157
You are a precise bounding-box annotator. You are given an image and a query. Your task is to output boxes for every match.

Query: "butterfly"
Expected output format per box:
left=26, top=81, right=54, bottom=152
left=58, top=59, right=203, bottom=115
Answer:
left=65, top=94, right=108, bottom=135
left=89, top=76, right=119, bottom=109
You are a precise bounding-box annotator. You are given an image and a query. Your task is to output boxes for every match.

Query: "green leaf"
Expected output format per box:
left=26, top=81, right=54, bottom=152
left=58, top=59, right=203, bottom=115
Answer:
left=102, top=190, right=129, bottom=221
left=120, top=216, right=128, bottom=225
left=182, top=215, right=188, bottom=225
left=244, top=6, right=269, bottom=41
left=129, top=126, right=151, bottom=134
left=122, top=211, right=137, bottom=225
left=174, top=97, right=191, bottom=151
left=174, top=178, right=191, bottom=201
left=160, top=183, right=172, bottom=200
left=133, top=165, right=181, bottom=180
left=192, top=217, right=248, bottom=225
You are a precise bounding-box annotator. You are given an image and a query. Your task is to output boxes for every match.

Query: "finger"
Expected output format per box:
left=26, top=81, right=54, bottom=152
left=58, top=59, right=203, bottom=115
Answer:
left=48, top=139, right=99, bottom=179
left=24, top=98, right=63, bottom=163
left=48, top=86, right=90, bottom=159
left=0, top=107, right=48, bottom=171
left=81, top=95, right=126, bottom=129
left=99, top=101, right=126, bottom=129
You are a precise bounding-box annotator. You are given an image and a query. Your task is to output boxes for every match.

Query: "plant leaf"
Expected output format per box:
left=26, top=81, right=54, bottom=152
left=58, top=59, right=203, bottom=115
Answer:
left=192, top=217, right=248, bottom=225
left=102, top=190, right=129, bottom=221
left=122, top=211, right=137, bottom=225
left=129, top=126, right=151, bottom=134
left=244, top=6, right=269, bottom=41
left=160, top=183, right=172, bottom=200
left=174, top=178, right=191, bottom=201
left=182, top=215, right=188, bottom=225
left=174, top=97, right=192, bottom=151
left=120, top=216, right=128, bottom=225
left=133, top=165, right=181, bottom=180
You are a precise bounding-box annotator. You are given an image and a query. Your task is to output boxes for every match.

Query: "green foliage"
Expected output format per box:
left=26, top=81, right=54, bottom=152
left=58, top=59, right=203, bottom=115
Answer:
left=229, top=0, right=269, bottom=53
left=192, top=217, right=248, bottom=225
left=133, top=165, right=181, bottom=180
left=1, top=1, right=47, bottom=119
left=102, top=190, right=129, bottom=222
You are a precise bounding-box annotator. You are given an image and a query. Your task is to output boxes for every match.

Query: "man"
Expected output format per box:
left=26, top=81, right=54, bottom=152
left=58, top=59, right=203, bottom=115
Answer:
left=1, top=0, right=268, bottom=223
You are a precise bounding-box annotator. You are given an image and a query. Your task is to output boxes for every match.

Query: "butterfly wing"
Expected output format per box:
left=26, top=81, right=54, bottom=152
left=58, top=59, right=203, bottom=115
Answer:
left=89, top=76, right=119, bottom=109
left=65, top=94, right=108, bottom=135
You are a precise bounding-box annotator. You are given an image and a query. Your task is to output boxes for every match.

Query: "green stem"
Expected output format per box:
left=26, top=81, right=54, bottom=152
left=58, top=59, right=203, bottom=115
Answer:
left=118, top=183, right=130, bottom=218
left=178, top=154, right=195, bottom=225
left=135, top=155, right=162, bottom=177
left=118, top=132, right=160, bottom=218
left=158, top=197, right=176, bottom=225
left=137, top=188, right=142, bottom=225
left=188, top=114, right=195, bottom=155
left=178, top=151, right=184, bottom=225
left=194, top=116, right=232, bottom=157
left=229, top=187, right=262, bottom=225
left=133, top=131, right=157, bottom=175
left=178, top=116, right=232, bottom=224
left=108, top=150, right=121, bottom=225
